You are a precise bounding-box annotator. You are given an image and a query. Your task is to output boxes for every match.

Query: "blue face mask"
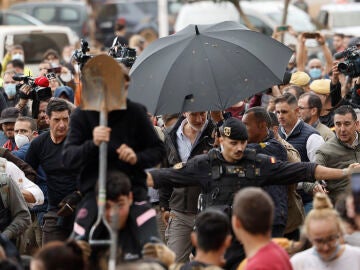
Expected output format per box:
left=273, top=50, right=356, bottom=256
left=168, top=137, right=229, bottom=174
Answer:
left=309, top=68, right=322, bottom=79
left=313, top=241, right=341, bottom=262
left=4, top=84, right=17, bottom=98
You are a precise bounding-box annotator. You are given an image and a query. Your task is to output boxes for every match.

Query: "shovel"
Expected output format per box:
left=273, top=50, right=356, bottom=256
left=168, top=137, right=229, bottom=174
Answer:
left=80, top=54, right=126, bottom=270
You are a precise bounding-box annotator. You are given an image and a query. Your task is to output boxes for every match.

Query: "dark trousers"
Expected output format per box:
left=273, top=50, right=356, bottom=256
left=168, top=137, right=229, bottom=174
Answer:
left=42, top=210, right=73, bottom=245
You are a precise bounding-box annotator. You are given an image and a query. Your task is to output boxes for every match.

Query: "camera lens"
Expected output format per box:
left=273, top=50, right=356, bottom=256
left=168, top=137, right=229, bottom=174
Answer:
left=338, top=62, right=349, bottom=73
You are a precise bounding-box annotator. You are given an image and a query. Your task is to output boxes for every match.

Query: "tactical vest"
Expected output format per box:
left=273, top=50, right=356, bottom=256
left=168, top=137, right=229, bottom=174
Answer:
left=0, top=157, right=12, bottom=232
left=198, top=149, right=266, bottom=215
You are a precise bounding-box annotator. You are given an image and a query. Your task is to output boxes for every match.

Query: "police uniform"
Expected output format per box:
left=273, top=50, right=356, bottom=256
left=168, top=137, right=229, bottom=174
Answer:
left=149, top=117, right=318, bottom=270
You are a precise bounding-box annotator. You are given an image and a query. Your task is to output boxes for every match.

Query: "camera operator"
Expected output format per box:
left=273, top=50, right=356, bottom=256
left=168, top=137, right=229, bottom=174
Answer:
left=331, top=45, right=360, bottom=107
left=42, top=49, right=74, bottom=87
left=1, top=70, right=29, bottom=116
left=15, top=75, right=53, bottom=126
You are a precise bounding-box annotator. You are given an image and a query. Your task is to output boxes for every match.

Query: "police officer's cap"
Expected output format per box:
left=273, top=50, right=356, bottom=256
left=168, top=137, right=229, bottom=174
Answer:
left=219, top=117, right=248, bottom=141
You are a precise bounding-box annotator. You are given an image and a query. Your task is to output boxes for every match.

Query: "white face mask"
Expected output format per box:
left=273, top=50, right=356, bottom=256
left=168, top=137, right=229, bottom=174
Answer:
left=60, top=72, right=72, bottom=82
left=15, top=134, right=30, bottom=148
left=12, top=53, right=24, bottom=62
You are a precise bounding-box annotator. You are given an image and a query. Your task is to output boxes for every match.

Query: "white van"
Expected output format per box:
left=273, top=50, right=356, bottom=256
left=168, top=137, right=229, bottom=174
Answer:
left=0, top=25, right=78, bottom=76
left=175, top=1, right=316, bottom=45
left=317, top=3, right=360, bottom=37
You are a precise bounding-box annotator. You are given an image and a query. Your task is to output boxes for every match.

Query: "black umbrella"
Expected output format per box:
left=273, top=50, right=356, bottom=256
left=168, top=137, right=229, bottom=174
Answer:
left=128, top=21, right=292, bottom=115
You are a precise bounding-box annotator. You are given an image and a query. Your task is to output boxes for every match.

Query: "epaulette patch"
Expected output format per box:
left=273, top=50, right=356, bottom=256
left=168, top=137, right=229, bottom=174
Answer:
left=259, top=142, right=270, bottom=148
left=173, top=162, right=184, bottom=169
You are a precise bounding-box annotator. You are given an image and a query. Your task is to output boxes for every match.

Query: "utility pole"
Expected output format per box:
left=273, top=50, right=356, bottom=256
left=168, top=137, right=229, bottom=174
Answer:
left=158, top=0, right=169, bottom=38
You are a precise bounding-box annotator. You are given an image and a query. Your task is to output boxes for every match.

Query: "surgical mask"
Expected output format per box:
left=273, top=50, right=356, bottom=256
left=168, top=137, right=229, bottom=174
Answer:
left=4, top=83, right=17, bottom=98
left=12, top=53, right=24, bottom=62
left=309, top=68, right=322, bottom=79
left=313, top=241, right=341, bottom=262
left=60, top=72, right=72, bottom=82
left=15, top=134, right=30, bottom=148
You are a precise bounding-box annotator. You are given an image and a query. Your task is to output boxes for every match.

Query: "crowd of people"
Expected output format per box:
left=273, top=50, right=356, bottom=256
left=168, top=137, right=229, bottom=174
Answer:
left=0, top=12, right=360, bottom=270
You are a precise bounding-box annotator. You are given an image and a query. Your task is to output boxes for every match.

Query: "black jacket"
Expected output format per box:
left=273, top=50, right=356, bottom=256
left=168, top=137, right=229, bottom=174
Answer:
left=62, top=99, right=166, bottom=202
left=159, top=116, right=214, bottom=213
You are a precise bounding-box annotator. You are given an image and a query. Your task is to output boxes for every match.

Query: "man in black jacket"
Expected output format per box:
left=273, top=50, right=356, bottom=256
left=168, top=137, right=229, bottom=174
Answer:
left=160, top=111, right=215, bottom=262
left=62, top=71, right=165, bottom=239
left=147, top=117, right=357, bottom=270
left=242, top=107, right=288, bottom=237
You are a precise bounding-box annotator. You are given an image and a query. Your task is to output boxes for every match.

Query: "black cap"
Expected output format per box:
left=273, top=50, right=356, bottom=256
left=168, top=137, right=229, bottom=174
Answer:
left=219, top=117, right=248, bottom=141
left=0, top=107, right=20, bottom=125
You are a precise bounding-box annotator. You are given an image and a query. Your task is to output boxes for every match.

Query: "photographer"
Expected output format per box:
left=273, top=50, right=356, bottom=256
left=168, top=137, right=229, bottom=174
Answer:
left=329, top=60, right=360, bottom=110
left=296, top=32, right=333, bottom=81
left=42, top=49, right=74, bottom=90
left=15, top=74, right=53, bottom=122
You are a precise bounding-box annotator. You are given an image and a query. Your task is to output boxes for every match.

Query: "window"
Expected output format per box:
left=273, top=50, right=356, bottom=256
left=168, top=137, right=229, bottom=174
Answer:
left=33, top=7, right=56, bottom=23
left=6, top=14, right=33, bottom=25
left=13, top=33, right=69, bottom=63
left=60, top=8, right=79, bottom=22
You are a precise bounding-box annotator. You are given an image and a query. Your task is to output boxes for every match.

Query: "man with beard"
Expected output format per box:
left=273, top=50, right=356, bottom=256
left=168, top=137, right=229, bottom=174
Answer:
left=160, top=111, right=215, bottom=262
left=298, top=93, right=334, bottom=142
left=147, top=117, right=360, bottom=270
left=0, top=107, right=21, bottom=151
left=36, top=101, right=50, bottom=134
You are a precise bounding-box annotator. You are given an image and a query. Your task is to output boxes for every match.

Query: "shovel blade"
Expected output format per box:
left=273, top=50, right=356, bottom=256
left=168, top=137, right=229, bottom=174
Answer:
left=81, top=54, right=126, bottom=112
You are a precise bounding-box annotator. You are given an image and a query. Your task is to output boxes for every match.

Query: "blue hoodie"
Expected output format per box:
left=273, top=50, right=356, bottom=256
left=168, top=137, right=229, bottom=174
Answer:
left=54, top=86, right=74, bottom=103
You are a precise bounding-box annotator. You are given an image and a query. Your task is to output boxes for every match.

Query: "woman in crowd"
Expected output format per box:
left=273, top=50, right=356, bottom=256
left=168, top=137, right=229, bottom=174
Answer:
left=291, top=193, right=360, bottom=269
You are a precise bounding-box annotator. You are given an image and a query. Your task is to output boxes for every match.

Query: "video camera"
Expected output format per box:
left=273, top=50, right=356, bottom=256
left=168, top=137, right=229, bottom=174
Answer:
left=334, top=46, right=360, bottom=78
left=72, top=39, right=137, bottom=70
left=108, top=45, right=137, bottom=68
left=12, top=74, right=52, bottom=101
left=72, top=39, right=92, bottom=70
left=12, top=74, right=36, bottom=88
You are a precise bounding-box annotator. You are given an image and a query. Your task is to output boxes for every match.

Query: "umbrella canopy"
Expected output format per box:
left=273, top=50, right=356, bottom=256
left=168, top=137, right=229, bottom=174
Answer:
left=128, top=21, right=292, bottom=115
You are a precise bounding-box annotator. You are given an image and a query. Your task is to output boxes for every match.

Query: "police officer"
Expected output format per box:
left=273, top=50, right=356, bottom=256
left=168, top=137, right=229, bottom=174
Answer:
left=147, top=117, right=357, bottom=270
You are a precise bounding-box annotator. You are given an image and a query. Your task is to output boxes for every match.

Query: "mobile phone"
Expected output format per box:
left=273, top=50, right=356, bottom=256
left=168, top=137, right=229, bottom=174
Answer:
left=351, top=172, right=360, bottom=214
left=303, top=32, right=320, bottom=39
left=276, top=25, right=289, bottom=32
left=47, top=67, right=61, bottom=74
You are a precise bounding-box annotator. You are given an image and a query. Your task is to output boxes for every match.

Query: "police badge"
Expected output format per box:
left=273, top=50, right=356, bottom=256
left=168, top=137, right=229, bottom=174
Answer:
left=224, top=127, right=231, bottom=137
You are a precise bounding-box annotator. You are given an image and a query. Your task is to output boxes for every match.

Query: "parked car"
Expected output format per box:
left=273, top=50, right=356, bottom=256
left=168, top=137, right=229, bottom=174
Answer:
left=0, top=10, right=44, bottom=26
left=175, top=1, right=316, bottom=45
left=95, top=0, right=182, bottom=44
left=316, top=3, right=360, bottom=37
left=0, top=25, right=78, bottom=76
left=9, top=1, right=90, bottom=38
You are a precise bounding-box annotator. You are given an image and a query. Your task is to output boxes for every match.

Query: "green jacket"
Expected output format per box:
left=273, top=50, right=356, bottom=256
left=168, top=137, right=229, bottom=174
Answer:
left=315, top=132, right=360, bottom=202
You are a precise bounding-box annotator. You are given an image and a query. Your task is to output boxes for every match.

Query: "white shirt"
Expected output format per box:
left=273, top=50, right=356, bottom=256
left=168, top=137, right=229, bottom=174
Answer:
left=5, top=160, right=44, bottom=208
left=280, top=119, right=324, bottom=162
left=291, top=245, right=360, bottom=270
left=176, top=119, right=208, bottom=162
